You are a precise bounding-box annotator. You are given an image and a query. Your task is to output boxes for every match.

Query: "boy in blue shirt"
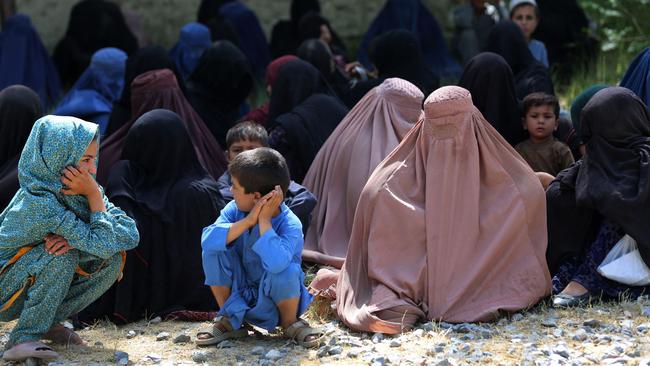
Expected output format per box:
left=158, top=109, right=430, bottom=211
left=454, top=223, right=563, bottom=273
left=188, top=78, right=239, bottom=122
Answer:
left=510, top=0, right=549, bottom=67
left=197, top=148, right=320, bottom=347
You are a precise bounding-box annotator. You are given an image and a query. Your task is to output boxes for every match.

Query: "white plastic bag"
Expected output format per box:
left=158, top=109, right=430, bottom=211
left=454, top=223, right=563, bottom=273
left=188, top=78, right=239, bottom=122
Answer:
left=597, top=234, right=650, bottom=286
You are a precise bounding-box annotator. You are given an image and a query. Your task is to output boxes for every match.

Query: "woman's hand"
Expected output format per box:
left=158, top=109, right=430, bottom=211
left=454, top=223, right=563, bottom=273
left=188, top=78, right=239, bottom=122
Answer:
left=60, top=166, right=100, bottom=197
left=44, top=233, right=75, bottom=256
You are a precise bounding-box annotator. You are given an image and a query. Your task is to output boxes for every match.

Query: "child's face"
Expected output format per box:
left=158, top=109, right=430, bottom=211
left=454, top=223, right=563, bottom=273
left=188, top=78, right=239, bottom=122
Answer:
left=511, top=5, right=538, bottom=41
left=227, top=139, right=265, bottom=161
left=231, top=175, right=260, bottom=212
left=523, top=104, right=558, bottom=142
left=77, top=139, right=98, bottom=175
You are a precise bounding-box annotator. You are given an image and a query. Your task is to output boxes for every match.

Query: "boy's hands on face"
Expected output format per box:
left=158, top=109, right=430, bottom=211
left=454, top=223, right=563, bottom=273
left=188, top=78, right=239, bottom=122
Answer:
left=244, top=190, right=275, bottom=228
left=258, top=186, right=283, bottom=223
left=44, top=233, right=75, bottom=256
left=60, top=166, right=100, bottom=197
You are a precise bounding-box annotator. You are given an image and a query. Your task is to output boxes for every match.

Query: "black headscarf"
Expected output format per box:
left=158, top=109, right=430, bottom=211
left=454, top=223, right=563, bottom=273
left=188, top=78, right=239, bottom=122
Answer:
left=187, top=41, right=253, bottom=147
left=53, top=0, right=138, bottom=89
left=0, top=85, right=42, bottom=211
left=296, top=39, right=350, bottom=101
left=297, top=11, right=347, bottom=58
left=267, top=59, right=334, bottom=123
left=485, top=21, right=554, bottom=99
left=81, top=109, right=223, bottom=323
left=546, top=87, right=650, bottom=272
left=458, top=52, right=524, bottom=146
left=104, top=46, right=185, bottom=137
left=347, top=29, right=437, bottom=108
left=269, top=0, right=321, bottom=58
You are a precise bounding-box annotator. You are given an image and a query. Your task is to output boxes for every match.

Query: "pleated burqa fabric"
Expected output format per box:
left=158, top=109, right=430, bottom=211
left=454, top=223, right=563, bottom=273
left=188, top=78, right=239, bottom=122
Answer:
left=302, top=78, right=423, bottom=268
left=336, top=86, right=551, bottom=333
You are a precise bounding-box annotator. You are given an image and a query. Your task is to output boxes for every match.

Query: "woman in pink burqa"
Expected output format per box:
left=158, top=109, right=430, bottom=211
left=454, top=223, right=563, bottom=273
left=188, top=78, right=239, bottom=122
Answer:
left=336, top=86, right=551, bottom=333
left=302, top=78, right=423, bottom=268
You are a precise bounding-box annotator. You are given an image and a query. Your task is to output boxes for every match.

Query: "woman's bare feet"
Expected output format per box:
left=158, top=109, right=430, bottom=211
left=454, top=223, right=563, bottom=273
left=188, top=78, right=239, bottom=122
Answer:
left=43, top=323, right=85, bottom=346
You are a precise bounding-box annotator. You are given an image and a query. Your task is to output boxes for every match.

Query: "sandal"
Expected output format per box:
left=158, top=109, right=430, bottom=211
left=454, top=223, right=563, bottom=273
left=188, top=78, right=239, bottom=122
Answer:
left=2, top=341, right=59, bottom=361
left=282, top=319, right=323, bottom=348
left=195, top=316, right=248, bottom=346
left=43, top=323, right=85, bottom=346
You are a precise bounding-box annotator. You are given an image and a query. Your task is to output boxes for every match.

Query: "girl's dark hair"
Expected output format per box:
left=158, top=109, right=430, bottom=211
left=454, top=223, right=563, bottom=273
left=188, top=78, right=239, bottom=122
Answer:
left=228, top=147, right=290, bottom=195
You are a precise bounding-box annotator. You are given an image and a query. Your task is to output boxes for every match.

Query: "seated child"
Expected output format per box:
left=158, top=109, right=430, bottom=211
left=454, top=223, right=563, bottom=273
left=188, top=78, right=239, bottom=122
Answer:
left=510, top=0, right=549, bottom=67
left=515, top=92, right=575, bottom=176
left=198, top=147, right=320, bottom=347
left=217, top=121, right=317, bottom=233
left=0, top=116, right=139, bottom=362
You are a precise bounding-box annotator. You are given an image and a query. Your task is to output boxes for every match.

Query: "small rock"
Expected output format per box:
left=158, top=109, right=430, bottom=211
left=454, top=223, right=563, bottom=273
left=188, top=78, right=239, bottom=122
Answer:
left=435, top=359, right=456, bottom=366
left=347, top=348, right=362, bottom=358
left=512, top=313, right=525, bottom=322
left=439, top=322, right=454, bottom=330
left=637, top=323, right=650, bottom=333
left=389, top=339, right=402, bottom=348
left=192, top=351, right=209, bottom=364
left=217, top=340, right=234, bottom=348
left=316, top=346, right=329, bottom=358
left=420, top=322, right=434, bottom=332
left=553, top=345, right=570, bottom=359
left=623, top=310, right=633, bottom=318
left=571, top=329, right=588, bottom=341
left=93, top=341, right=104, bottom=347
left=143, top=353, right=162, bottom=364
left=626, top=348, right=641, bottom=358
left=173, top=334, right=191, bottom=344
left=251, top=346, right=266, bottom=356
left=115, top=351, right=129, bottom=364
left=149, top=316, right=162, bottom=324
left=370, top=356, right=387, bottom=366
left=552, top=328, right=564, bottom=338
left=264, top=349, right=283, bottom=361
left=328, top=345, right=343, bottom=355
left=371, top=333, right=384, bottom=344
left=602, top=357, right=631, bottom=365
left=156, top=331, right=170, bottom=341
left=413, top=328, right=425, bottom=338
left=126, top=330, right=137, bottom=339
left=541, top=318, right=558, bottom=328
left=583, top=319, right=600, bottom=328
left=24, top=360, right=39, bottom=366
left=259, top=360, right=273, bottom=366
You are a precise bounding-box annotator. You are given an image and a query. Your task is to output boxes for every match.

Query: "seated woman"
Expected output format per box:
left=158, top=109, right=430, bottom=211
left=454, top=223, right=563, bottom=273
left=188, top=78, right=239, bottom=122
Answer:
left=547, top=87, right=650, bottom=307
left=79, top=109, right=224, bottom=323
left=485, top=21, right=554, bottom=99
left=458, top=52, right=524, bottom=146
left=302, top=78, right=423, bottom=269
left=0, top=85, right=42, bottom=212
left=267, top=59, right=348, bottom=183
left=98, top=68, right=227, bottom=184
left=620, top=47, right=650, bottom=107
left=0, top=115, right=138, bottom=362
left=336, top=86, right=551, bottom=333
left=54, top=47, right=128, bottom=136
left=169, top=22, right=212, bottom=81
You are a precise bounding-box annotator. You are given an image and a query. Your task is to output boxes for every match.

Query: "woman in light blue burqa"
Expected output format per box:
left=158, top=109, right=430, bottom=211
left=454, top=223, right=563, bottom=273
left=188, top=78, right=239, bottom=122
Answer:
left=0, top=115, right=139, bottom=362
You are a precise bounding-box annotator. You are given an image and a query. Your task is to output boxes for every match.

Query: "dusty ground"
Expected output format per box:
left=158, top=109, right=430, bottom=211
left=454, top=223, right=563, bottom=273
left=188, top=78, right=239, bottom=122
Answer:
left=1, top=296, right=650, bottom=366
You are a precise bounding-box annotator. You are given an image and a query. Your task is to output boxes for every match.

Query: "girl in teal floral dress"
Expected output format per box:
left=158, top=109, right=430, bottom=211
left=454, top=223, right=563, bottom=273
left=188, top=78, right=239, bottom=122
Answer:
left=0, top=115, right=139, bottom=361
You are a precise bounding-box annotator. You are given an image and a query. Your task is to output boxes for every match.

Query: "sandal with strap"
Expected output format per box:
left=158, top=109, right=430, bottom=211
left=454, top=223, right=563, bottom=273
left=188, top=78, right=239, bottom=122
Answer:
left=2, top=341, right=59, bottom=361
left=43, top=323, right=84, bottom=346
left=195, top=316, right=248, bottom=346
left=282, top=319, right=323, bottom=348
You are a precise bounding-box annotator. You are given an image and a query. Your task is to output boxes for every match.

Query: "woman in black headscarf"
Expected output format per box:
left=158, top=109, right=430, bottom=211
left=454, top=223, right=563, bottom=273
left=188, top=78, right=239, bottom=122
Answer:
left=458, top=52, right=524, bottom=146
left=297, top=39, right=350, bottom=103
left=547, top=87, right=650, bottom=307
left=267, top=59, right=349, bottom=183
left=297, top=12, right=348, bottom=63
left=187, top=41, right=253, bottom=148
left=53, top=0, right=138, bottom=89
left=269, top=0, right=323, bottom=58
left=0, top=86, right=42, bottom=211
left=79, top=109, right=224, bottom=324
left=346, top=29, right=437, bottom=108
left=485, top=21, right=554, bottom=99
left=104, top=46, right=185, bottom=137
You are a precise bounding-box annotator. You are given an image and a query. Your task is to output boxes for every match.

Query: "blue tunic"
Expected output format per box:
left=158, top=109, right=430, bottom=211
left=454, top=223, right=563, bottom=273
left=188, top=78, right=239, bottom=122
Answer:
left=202, top=201, right=312, bottom=330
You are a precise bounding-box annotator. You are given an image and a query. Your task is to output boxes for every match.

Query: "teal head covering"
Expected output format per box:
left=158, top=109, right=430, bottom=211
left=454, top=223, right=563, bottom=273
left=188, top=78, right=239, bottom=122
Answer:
left=570, top=84, right=608, bottom=144
left=0, top=115, right=100, bottom=263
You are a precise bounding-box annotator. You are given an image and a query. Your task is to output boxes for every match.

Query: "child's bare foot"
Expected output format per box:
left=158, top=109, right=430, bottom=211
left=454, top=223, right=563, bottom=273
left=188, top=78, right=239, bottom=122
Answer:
left=43, top=323, right=85, bottom=345
left=282, top=319, right=323, bottom=348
